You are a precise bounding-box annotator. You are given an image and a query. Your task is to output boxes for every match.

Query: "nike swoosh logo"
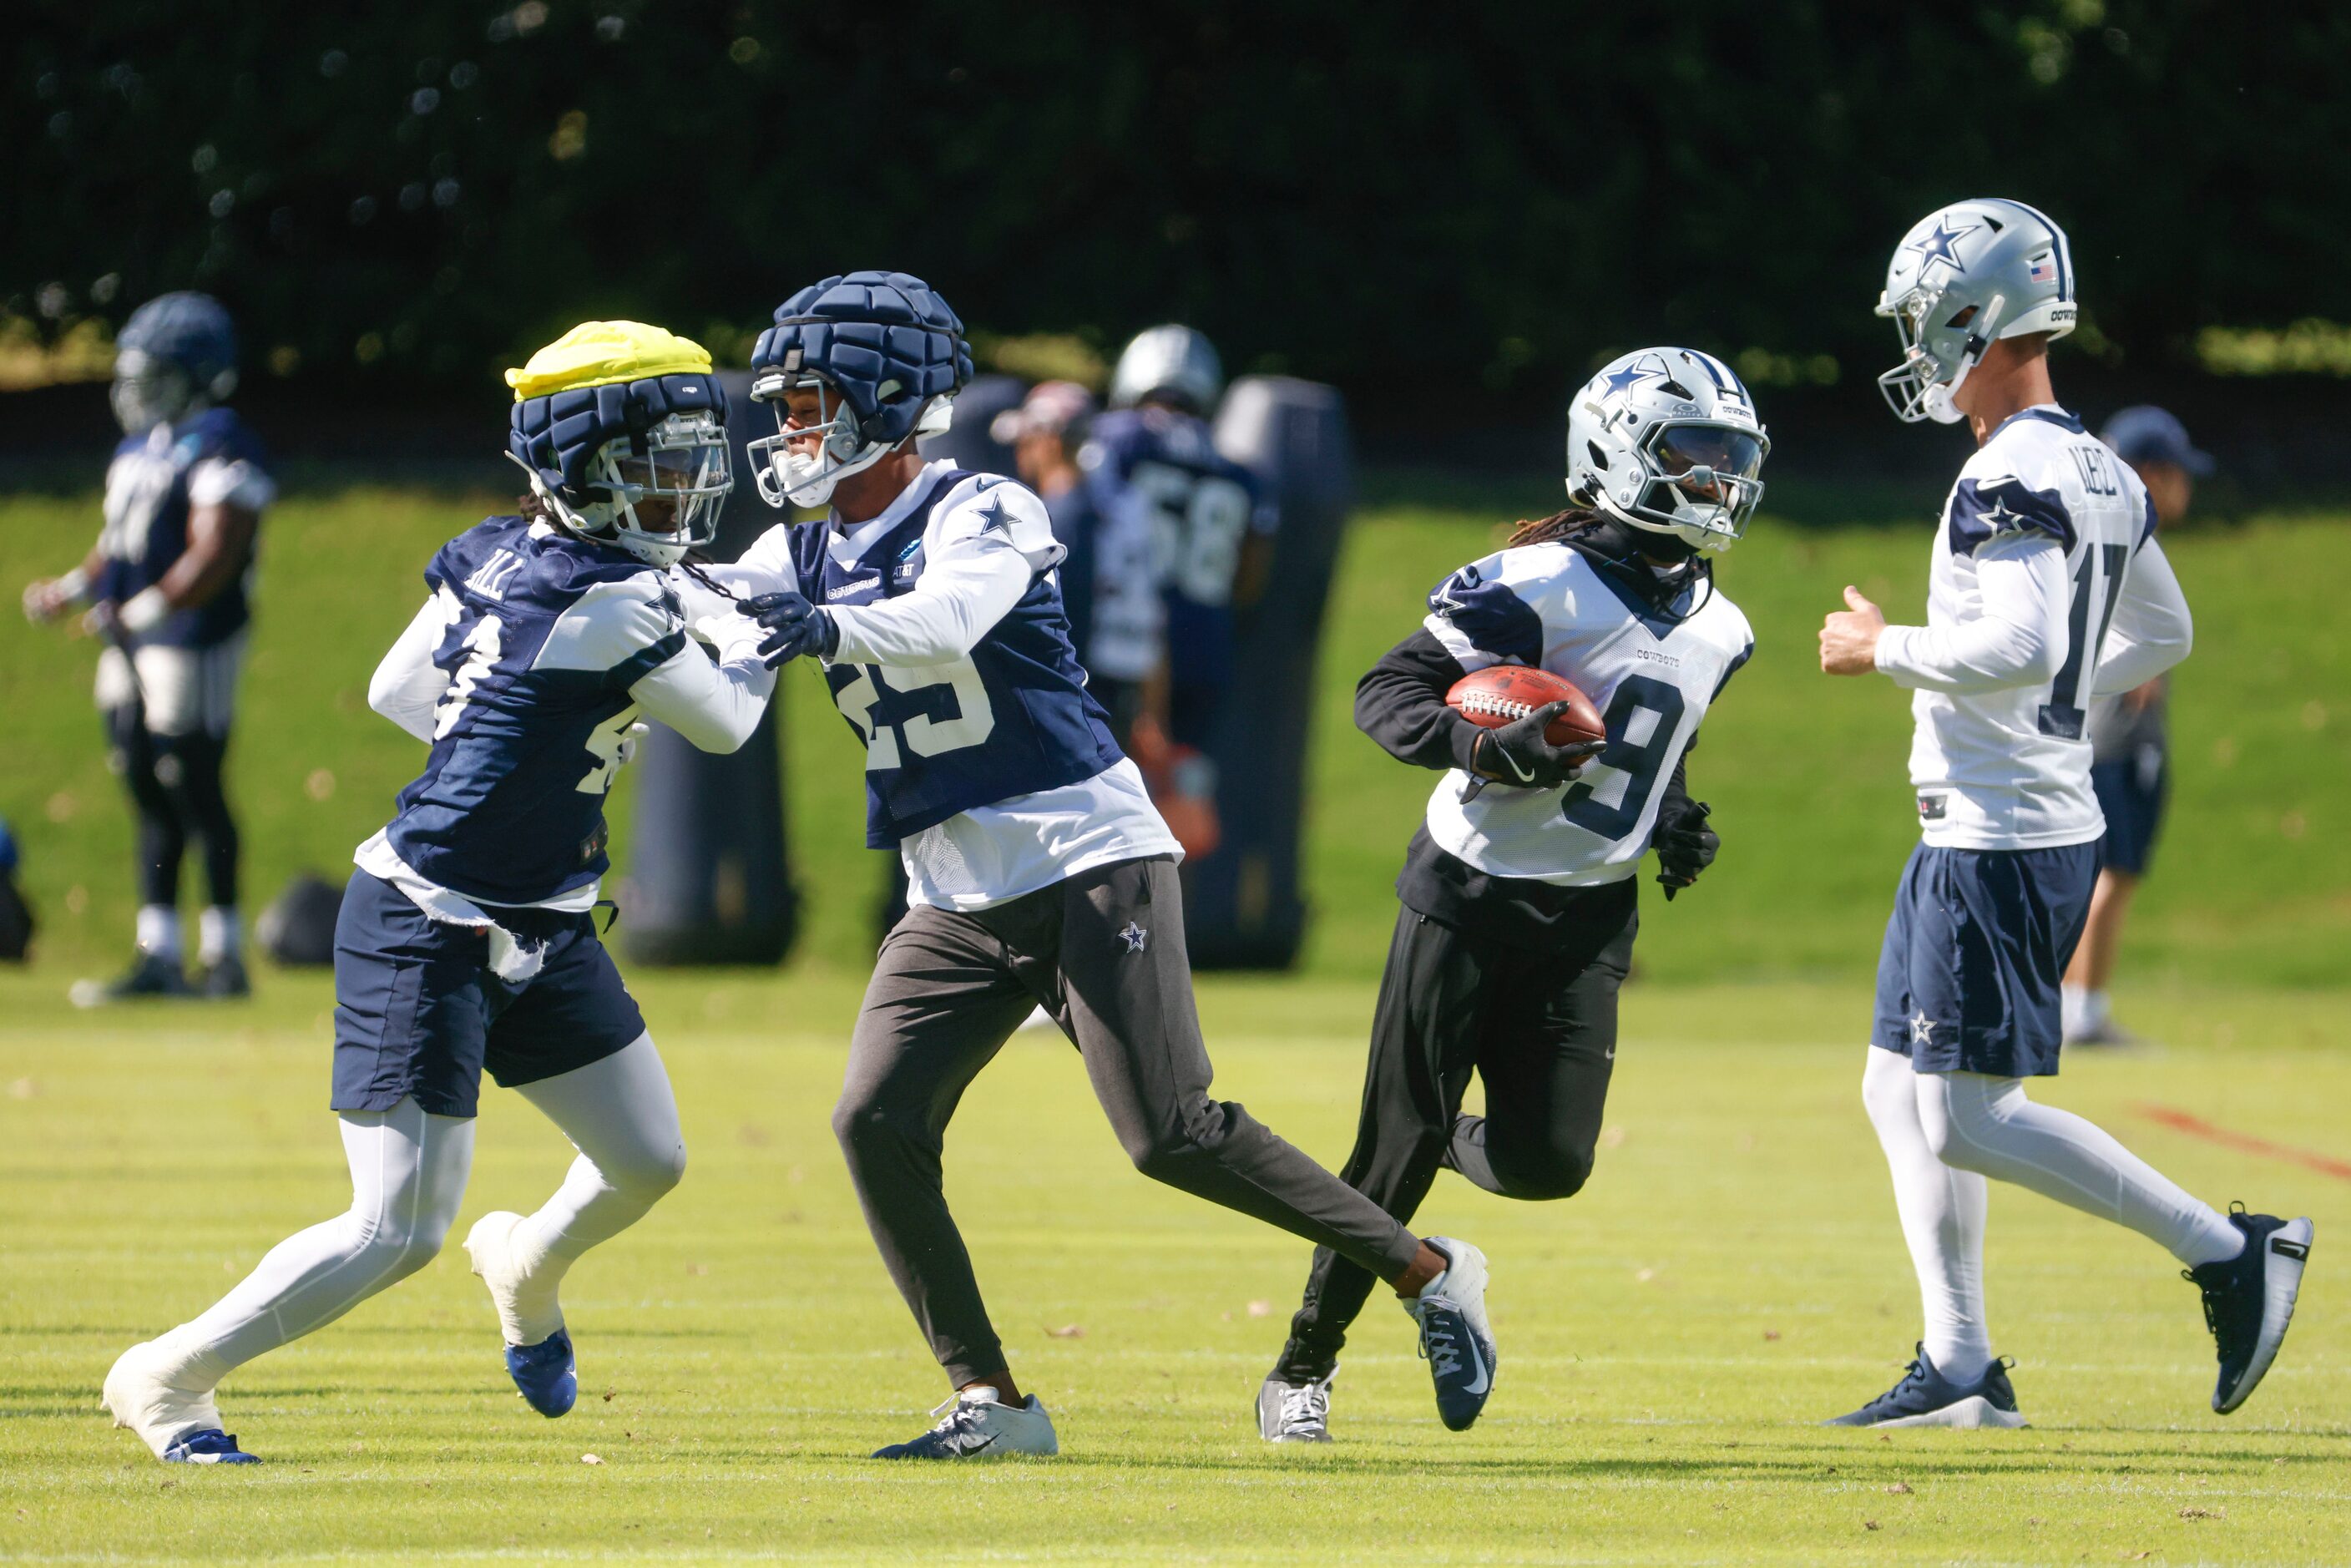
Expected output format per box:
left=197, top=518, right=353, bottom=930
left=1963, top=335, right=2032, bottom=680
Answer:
left=1495, top=746, right=1535, bottom=783
left=1459, top=1344, right=1490, bottom=1397
left=957, top=1433, right=999, bottom=1455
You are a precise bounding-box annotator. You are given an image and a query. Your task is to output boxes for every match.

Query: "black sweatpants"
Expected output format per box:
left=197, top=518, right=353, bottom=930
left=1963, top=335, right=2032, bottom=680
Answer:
left=835, top=853, right=1423, bottom=1388
left=108, top=705, right=240, bottom=910
left=1274, top=881, right=1637, bottom=1383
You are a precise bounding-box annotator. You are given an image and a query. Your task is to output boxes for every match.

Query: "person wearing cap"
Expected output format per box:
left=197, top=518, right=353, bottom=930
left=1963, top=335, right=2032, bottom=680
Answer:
left=988, top=380, right=1153, bottom=742
left=2062, top=406, right=2214, bottom=1044
left=100, top=321, right=774, bottom=1466
left=22, top=293, right=274, bottom=1004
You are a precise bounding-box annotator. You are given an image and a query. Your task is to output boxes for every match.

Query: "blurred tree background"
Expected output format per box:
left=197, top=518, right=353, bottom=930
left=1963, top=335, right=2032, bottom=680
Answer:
left=9, top=0, right=2349, bottom=430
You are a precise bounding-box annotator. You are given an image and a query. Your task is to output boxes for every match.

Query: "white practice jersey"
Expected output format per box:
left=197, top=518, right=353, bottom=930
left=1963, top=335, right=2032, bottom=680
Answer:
left=1421, top=541, right=1753, bottom=886
left=1874, top=406, right=2192, bottom=851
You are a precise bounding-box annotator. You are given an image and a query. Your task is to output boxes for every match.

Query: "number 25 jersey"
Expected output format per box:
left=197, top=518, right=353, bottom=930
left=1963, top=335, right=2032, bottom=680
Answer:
left=1422, top=541, right=1753, bottom=886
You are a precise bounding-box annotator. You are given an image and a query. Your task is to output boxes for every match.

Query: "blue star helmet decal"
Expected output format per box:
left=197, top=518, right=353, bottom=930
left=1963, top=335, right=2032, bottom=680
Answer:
left=1597, top=357, right=1664, bottom=402
left=1906, top=217, right=1979, bottom=276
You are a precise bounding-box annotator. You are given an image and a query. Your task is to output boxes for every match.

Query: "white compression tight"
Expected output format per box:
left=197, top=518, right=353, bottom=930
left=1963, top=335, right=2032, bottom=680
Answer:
left=161, top=1034, right=684, bottom=1389
left=1861, top=1046, right=2241, bottom=1382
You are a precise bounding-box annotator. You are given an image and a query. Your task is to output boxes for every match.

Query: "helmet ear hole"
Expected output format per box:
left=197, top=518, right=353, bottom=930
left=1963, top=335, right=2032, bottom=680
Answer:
left=1585, top=441, right=1610, bottom=472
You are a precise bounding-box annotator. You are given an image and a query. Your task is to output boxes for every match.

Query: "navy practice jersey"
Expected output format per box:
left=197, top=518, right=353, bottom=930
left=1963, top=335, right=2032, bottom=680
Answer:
left=382, top=517, right=689, bottom=904
left=1079, top=406, right=1270, bottom=694
left=94, top=407, right=274, bottom=649
left=739, top=467, right=1125, bottom=848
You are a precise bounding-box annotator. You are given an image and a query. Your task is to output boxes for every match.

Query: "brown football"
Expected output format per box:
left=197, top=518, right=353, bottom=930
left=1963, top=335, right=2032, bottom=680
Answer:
left=1446, top=665, right=1607, bottom=747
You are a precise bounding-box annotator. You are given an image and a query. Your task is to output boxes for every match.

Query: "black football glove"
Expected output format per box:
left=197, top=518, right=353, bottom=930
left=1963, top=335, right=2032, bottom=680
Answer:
left=1469, top=701, right=1606, bottom=790
left=1653, top=799, right=1718, bottom=901
left=746, top=591, right=839, bottom=667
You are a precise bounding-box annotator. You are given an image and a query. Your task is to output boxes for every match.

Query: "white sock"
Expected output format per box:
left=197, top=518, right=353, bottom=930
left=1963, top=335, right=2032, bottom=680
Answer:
left=2083, top=989, right=2111, bottom=1029
left=1919, top=1071, right=2243, bottom=1267
left=498, top=1035, right=686, bottom=1345
left=162, top=1098, right=474, bottom=1390
left=2060, top=984, right=2087, bottom=1035
left=1862, top=1048, right=1994, bottom=1381
left=198, top=906, right=241, bottom=966
left=135, top=905, right=181, bottom=960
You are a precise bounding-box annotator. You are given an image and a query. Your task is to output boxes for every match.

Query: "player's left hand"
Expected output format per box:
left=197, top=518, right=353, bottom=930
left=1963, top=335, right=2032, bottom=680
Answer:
left=78, top=599, right=123, bottom=642
left=1654, top=799, right=1717, bottom=901
left=746, top=591, right=838, bottom=667
left=1819, top=586, right=1886, bottom=675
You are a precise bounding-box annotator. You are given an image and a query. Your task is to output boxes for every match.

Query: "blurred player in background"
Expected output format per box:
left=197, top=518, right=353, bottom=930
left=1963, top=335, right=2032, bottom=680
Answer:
left=21, top=293, right=270, bottom=1004
left=102, top=322, right=771, bottom=1464
left=2061, top=406, right=2213, bottom=1044
left=711, top=271, right=1495, bottom=1459
left=1821, top=200, right=2308, bottom=1428
left=989, top=379, right=1156, bottom=741
left=1259, top=348, right=1759, bottom=1442
left=1080, top=325, right=1273, bottom=856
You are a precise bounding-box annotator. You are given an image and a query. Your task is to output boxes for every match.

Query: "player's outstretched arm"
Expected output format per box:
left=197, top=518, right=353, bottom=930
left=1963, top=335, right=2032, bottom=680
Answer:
left=2091, top=536, right=2192, bottom=695
left=629, top=609, right=775, bottom=753
left=1868, top=535, right=2070, bottom=694
left=367, top=589, right=463, bottom=741
left=1353, top=630, right=1486, bottom=773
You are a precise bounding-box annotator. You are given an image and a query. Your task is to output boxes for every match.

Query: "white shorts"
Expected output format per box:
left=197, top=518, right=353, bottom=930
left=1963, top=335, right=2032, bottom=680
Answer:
left=95, top=632, right=246, bottom=737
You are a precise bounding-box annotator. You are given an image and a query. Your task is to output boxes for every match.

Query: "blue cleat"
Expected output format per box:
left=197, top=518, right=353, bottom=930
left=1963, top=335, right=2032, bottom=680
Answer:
left=1402, top=1237, right=1497, bottom=1432
left=505, top=1329, right=578, bottom=1418
left=2187, top=1206, right=2313, bottom=1414
left=161, top=1429, right=260, bottom=1464
left=1826, top=1344, right=2027, bottom=1429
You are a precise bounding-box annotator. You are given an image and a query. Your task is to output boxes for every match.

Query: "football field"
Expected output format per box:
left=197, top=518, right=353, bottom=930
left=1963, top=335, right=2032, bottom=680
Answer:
left=1, top=969, right=2345, bottom=1564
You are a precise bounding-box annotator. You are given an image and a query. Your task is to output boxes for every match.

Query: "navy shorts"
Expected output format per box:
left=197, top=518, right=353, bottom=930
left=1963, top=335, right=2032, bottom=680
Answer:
left=2091, top=750, right=2168, bottom=878
left=1871, top=840, right=2097, bottom=1079
left=331, top=871, right=645, bottom=1118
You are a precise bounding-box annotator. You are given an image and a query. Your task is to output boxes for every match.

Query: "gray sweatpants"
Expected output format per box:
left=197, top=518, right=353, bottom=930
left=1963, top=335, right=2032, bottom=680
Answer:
left=833, top=854, right=1423, bottom=1388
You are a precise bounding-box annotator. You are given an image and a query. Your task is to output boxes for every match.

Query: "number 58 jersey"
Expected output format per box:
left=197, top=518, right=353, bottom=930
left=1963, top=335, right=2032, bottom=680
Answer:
left=1421, top=541, right=1754, bottom=886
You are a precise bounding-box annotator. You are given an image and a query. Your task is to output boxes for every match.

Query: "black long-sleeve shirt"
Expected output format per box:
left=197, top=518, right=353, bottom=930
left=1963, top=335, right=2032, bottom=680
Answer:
left=1355, top=629, right=1690, bottom=948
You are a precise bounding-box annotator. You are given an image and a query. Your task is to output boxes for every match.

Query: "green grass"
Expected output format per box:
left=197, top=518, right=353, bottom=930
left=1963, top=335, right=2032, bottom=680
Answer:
left=3, top=483, right=2348, bottom=1559
left=3, top=486, right=2346, bottom=984
left=1, top=969, right=2345, bottom=1563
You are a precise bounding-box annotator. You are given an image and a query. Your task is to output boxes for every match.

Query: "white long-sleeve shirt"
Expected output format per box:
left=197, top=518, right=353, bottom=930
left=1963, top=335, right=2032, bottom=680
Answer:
left=1875, top=405, right=2192, bottom=849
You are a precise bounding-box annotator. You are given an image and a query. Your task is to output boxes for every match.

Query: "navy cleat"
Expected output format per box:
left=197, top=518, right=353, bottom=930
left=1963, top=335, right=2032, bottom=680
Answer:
left=161, top=1429, right=260, bottom=1464
left=199, top=952, right=250, bottom=999
left=1827, top=1344, right=2027, bottom=1429
left=872, top=1386, right=1058, bottom=1460
left=2187, top=1205, right=2313, bottom=1414
left=70, top=951, right=192, bottom=1008
left=505, top=1329, right=578, bottom=1418
left=1402, top=1237, right=1496, bottom=1432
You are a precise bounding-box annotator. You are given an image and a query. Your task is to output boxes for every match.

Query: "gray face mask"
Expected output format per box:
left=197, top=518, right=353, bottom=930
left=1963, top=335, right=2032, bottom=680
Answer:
left=110, top=351, right=195, bottom=435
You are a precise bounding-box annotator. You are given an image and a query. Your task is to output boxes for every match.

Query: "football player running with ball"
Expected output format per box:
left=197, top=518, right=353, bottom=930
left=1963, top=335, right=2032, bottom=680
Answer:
left=700, top=272, right=1489, bottom=1459
left=102, top=323, right=772, bottom=1464
left=1258, top=349, right=1761, bottom=1443
left=1819, top=200, right=2311, bottom=1428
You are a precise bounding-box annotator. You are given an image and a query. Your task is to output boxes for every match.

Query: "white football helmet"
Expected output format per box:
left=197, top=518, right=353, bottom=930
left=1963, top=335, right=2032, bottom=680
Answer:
left=1565, top=347, right=1768, bottom=556
left=1109, top=325, right=1222, bottom=413
left=1877, top=198, right=2077, bottom=424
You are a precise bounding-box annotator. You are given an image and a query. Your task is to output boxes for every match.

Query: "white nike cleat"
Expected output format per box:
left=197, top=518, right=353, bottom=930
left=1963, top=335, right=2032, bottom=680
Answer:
left=1256, top=1369, right=1334, bottom=1443
left=103, top=1339, right=241, bottom=1461
left=1403, top=1237, right=1497, bottom=1431
left=872, top=1385, right=1059, bottom=1459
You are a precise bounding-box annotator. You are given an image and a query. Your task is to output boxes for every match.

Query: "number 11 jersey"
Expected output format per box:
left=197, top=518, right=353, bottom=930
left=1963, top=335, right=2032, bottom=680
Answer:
left=1421, top=542, right=1754, bottom=886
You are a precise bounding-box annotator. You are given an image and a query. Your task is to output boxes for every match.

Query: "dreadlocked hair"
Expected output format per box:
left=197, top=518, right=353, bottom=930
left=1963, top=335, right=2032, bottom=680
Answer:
left=1506, top=505, right=1608, bottom=549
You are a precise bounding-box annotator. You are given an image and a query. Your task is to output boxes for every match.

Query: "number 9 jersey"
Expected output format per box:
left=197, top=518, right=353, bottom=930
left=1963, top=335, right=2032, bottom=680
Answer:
left=1421, top=543, right=1754, bottom=885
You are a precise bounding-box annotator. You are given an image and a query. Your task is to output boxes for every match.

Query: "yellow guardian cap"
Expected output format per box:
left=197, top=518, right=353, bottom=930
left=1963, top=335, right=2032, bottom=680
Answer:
left=505, top=320, right=714, bottom=402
